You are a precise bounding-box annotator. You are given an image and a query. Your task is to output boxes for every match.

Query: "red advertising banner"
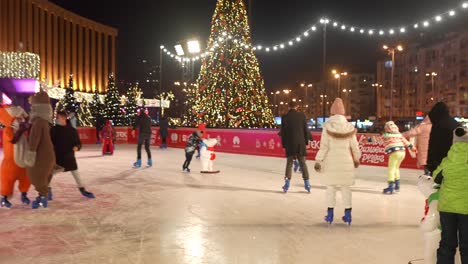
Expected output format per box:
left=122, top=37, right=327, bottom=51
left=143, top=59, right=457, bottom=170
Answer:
left=0, top=127, right=419, bottom=169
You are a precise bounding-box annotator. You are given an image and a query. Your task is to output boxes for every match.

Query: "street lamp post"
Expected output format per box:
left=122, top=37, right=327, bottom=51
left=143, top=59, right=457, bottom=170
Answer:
left=426, top=72, right=438, bottom=101
left=372, top=83, right=383, bottom=119
left=320, top=19, right=330, bottom=123
left=332, top=70, right=348, bottom=97
left=383, top=45, right=403, bottom=121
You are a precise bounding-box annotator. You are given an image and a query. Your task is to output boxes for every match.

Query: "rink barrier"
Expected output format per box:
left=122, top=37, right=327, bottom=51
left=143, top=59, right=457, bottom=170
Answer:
left=0, top=127, right=418, bottom=169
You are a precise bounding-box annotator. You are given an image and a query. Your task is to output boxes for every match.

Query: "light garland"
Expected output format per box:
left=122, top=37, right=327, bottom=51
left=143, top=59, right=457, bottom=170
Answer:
left=160, top=33, right=254, bottom=63
left=0, top=52, right=40, bottom=79
left=161, top=1, right=468, bottom=58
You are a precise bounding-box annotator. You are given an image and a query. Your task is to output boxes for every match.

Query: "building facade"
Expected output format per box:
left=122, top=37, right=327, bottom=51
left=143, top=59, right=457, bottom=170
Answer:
left=376, top=31, right=468, bottom=118
left=304, top=73, right=375, bottom=120
left=0, top=0, right=118, bottom=92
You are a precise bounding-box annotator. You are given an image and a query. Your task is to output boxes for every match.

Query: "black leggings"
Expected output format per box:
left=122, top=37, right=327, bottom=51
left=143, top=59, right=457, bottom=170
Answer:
left=183, top=152, right=194, bottom=169
left=137, top=134, right=151, bottom=160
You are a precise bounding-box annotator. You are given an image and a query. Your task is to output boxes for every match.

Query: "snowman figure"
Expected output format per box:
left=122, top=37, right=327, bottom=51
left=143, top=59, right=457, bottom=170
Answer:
left=417, top=175, right=441, bottom=264
left=200, top=138, right=220, bottom=174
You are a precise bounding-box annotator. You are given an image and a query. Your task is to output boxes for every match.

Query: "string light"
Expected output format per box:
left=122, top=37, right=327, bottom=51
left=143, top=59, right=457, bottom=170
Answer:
left=0, top=52, right=40, bottom=79
left=160, top=2, right=467, bottom=58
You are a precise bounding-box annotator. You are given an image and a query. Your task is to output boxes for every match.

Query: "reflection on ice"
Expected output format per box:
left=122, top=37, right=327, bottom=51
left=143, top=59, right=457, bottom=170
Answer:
left=0, top=145, right=429, bottom=264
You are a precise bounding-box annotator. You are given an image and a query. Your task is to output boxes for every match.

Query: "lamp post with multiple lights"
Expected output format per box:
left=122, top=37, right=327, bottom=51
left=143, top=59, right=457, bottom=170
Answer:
left=383, top=45, right=403, bottom=120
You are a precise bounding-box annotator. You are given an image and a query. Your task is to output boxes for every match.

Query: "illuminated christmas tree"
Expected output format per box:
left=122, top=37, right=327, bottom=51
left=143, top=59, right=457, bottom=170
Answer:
left=89, top=90, right=103, bottom=125
left=63, top=74, right=78, bottom=114
left=77, top=100, right=94, bottom=127
left=125, top=84, right=142, bottom=126
left=103, top=73, right=124, bottom=126
left=184, top=0, right=274, bottom=128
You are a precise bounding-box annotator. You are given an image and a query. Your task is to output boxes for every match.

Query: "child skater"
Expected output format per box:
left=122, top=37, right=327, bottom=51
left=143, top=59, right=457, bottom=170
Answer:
left=433, top=127, right=467, bottom=263
left=365, top=121, right=417, bottom=194
left=101, top=120, right=115, bottom=155
left=49, top=111, right=94, bottom=199
left=182, top=130, right=203, bottom=172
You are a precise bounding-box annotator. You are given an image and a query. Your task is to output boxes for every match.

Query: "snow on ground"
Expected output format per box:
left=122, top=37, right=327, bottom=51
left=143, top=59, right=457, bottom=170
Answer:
left=1, top=144, right=426, bottom=264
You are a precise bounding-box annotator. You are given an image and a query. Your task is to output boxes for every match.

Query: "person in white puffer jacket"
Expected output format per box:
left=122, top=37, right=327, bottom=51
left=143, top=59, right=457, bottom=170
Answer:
left=314, top=98, right=361, bottom=226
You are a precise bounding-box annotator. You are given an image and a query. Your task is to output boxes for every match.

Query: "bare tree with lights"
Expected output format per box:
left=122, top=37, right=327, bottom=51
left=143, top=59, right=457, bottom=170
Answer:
left=184, top=0, right=274, bottom=128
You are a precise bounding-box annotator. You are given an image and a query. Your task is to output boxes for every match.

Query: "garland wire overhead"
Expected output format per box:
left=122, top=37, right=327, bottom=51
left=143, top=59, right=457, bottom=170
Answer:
left=161, top=1, right=468, bottom=62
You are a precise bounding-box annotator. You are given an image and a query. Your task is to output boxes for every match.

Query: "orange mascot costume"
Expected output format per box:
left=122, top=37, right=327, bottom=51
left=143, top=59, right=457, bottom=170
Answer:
left=0, top=104, right=31, bottom=208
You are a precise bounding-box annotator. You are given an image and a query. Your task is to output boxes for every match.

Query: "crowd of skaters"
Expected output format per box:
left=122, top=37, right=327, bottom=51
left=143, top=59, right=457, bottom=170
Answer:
left=280, top=98, right=466, bottom=263
left=0, top=88, right=466, bottom=263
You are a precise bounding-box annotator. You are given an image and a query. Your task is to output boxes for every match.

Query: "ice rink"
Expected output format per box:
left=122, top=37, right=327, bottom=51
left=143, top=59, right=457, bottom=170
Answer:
left=1, top=144, right=428, bottom=264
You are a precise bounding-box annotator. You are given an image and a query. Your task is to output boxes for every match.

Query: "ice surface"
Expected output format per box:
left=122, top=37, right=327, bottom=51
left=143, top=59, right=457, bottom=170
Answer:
left=0, top=145, right=428, bottom=264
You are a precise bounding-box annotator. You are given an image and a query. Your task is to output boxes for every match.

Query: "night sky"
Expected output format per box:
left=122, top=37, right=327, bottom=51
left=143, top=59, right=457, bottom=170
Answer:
left=50, top=0, right=464, bottom=93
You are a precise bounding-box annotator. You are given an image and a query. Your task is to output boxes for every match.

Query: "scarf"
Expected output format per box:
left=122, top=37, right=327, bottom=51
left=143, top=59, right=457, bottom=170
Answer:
left=29, top=104, right=53, bottom=124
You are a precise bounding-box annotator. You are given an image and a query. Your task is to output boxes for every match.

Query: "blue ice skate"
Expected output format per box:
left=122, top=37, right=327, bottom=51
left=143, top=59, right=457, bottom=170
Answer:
left=304, top=179, right=311, bottom=193
left=133, top=159, right=142, bottom=168
left=79, top=187, right=95, bottom=199
left=148, top=159, right=153, bottom=167
left=21, top=192, right=30, bottom=205
left=324, top=208, right=334, bottom=224
left=394, top=179, right=400, bottom=192
left=342, top=208, right=352, bottom=225
left=1, top=196, right=12, bottom=208
left=282, top=179, right=290, bottom=193
left=383, top=182, right=395, bottom=194
left=293, top=160, right=300, bottom=173
left=32, top=196, right=48, bottom=209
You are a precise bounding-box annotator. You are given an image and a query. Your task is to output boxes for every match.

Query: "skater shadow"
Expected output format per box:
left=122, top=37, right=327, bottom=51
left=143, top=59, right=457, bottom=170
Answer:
left=159, top=182, right=284, bottom=194
left=299, top=184, right=388, bottom=195
left=91, top=168, right=150, bottom=185
left=77, top=155, right=105, bottom=160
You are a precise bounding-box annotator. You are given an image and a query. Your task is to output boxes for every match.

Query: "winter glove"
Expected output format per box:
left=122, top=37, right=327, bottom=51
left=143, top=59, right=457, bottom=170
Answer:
left=354, top=161, right=360, bottom=168
left=314, top=162, right=322, bottom=172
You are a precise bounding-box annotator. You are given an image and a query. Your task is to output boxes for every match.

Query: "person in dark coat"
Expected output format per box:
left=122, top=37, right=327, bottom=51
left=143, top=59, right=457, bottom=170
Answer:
left=49, top=111, right=94, bottom=199
left=133, top=110, right=152, bottom=167
left=280, top=101, right=311, bottom=193
left=159, top=116, right=169, bottom=149
left=426, top=102, right=459, bottom=175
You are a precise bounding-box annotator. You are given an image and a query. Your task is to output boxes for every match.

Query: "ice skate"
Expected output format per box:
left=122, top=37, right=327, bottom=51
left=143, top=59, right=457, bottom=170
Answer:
left=293, top=160, right=300, bottom=173
left=133, top=159, right=142, bottom=168
left=148, top=159, right=153, bottom=167
left=342, top=208, right=352, bottom=226
left=324, top=208, right=334, bottom=225
left=383, top=182, right=395, bottom=194
left=394, top=179, right=400, bottom=192
left=79, top=187, right=95, bottom=199
left=48, top=187, right=53, bottom=201
left=1, top=196, right=12, bottom=209
left=21, top=192, right=30, bottom=205
left=304, top=179, right=311, bottom=193
left=184, top=168, right=191, bottom=173
left=282, top=179, right=290, bottom=193
left=32, top=196, right=48, bottom=209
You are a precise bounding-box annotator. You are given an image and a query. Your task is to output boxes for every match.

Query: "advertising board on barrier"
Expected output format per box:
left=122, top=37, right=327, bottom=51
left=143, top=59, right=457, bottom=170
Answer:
left=0, top=127, right=418, bottom=169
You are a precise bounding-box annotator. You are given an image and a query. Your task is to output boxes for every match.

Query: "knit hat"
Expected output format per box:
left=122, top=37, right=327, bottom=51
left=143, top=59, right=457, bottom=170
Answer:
left=30, top=91, right=50, bottom=105
left=330, top=98, right=345, bottom=115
